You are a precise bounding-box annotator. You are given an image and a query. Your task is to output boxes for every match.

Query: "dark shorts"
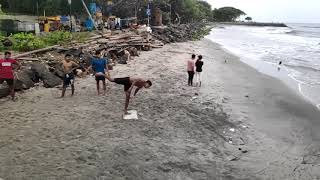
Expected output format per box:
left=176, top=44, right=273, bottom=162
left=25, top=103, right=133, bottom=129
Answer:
left=114, top=77, right=132, bottom=91
left=95, top=75, right=105, bottom=81
left=0, top=78, right=14, bottom=87
left=63, top=73, right=75, bottom=87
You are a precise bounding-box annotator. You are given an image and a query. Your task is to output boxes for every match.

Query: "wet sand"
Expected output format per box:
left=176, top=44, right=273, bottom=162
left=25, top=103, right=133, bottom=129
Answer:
left=0, top=39, right=320, bottom=179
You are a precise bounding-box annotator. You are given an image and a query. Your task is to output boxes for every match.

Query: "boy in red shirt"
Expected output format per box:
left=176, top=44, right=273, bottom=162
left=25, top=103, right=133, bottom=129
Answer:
left=0, top=51, right=21, bottom=100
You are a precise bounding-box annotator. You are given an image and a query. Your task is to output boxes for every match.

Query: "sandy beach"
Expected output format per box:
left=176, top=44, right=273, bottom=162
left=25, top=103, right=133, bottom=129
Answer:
left=0, top=38, right=320, bottom=179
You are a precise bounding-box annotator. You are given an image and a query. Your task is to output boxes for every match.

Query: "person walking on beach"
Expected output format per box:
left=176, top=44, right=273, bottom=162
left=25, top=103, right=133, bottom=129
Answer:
left=61, top=54, right=80, bottom=97
left=104, top=75, right=152, bottom=114
left=195, top=55, right=204, bottom=87
left=88, top=51, right=109, bottom=95
left=0, top=51, right=21, bottom=100
left=187, top=54, right=196, bottom=86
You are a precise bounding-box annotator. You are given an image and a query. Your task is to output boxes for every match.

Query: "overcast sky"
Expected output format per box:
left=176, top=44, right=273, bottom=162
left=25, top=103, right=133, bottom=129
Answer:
left=206, top=0, right=320, bottom=23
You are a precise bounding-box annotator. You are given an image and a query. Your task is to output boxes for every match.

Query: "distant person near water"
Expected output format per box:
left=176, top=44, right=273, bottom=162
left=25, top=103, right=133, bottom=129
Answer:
left=88, top=51, right=109, bottom=95
left=195, top=55, right=204, bottom=87
left=187, top=54, right=196, bottom=86
left=104, top=75, right=152, bottom=114
left=0, top=51, right=21, bottom=100
left=61, top=54, right=80, bottom=98
left=278, top=61, right=282, bottom=71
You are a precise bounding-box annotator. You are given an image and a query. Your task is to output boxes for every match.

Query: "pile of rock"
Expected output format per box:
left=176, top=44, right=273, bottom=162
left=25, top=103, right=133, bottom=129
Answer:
left=152, top=23, right=207, bottom=43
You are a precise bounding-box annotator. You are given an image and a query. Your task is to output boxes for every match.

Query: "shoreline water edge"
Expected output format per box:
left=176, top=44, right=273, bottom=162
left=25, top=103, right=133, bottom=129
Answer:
left=207, top=24, right=320, bottom=110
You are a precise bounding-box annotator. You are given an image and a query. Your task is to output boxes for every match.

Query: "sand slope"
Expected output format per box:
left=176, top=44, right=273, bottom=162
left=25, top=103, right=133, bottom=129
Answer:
left=0, top=42, right=243, bottom=180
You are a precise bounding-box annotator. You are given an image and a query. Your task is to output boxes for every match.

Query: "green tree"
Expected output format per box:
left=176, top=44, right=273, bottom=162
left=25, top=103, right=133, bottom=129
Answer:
left=212, top=7, right=246, bottom=22
left=245, top=16, right=252, bottom=21
left=0, top=0, right=246, bottom=24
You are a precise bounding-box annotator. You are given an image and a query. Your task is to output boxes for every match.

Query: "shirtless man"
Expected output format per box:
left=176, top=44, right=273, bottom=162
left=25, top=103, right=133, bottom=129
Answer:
left=61, top=54, right=79, bottom=97
left=105, top=75, right=152, bottom=114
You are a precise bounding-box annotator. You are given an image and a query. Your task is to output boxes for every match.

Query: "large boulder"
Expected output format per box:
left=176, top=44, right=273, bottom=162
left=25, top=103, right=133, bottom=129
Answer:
left=15, top=68, right=36, bottom=90
left=31, top=63, right=62, bottom=88
left=81, top=52, right=93, bottom=66
left=128, top=47, right=139, bottom=56
left=52, top=63, right=64, bottom=78
left=65, top=48, right=83, bottom=57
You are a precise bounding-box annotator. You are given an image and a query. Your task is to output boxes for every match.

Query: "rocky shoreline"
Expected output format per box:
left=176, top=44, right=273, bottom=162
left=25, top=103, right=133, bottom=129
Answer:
left=218, top=22, right=288, bottom=27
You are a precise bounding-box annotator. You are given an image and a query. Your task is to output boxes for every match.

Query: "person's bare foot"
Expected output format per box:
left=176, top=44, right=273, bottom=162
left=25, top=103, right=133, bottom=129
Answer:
left=124, top=111, right=130, bottom=115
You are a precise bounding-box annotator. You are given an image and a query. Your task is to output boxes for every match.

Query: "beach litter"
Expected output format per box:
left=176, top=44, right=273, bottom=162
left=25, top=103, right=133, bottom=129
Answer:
left=229, top=128, right=235, bottom=132
left=238, top=148, right=248, bottom=153
left=191, top=96, right=198, bottom=101
left=123, top=110, right=138, bottom=120
left=227, top=155, right=239, bottom=161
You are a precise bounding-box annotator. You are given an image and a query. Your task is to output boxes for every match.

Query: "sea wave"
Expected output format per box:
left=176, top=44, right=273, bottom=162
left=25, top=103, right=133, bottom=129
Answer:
left=285, top=30, right=299, bottom=35
left=266, top=28, right=294, bottom=34
left=285, top=64, right=320, bottom=72
left=301, top=26, right=320, bottom=29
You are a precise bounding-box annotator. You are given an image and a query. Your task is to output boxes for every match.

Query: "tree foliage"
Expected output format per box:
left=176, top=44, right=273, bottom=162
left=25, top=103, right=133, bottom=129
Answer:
left=0, top=0, right=89, bottom=16
left=0, top=0, right=245, bottom=23
left=212, top=7, right=246, bottom=22
left=245, top=16, right=252, bottom=21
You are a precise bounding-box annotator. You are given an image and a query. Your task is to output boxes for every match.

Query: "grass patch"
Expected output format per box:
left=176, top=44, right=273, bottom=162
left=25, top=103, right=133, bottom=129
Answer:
left=0, top=31, right=90, bottom=52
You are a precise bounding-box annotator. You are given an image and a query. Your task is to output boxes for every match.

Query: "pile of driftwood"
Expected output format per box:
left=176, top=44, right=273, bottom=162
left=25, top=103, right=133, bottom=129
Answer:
left=0, top=30, right=164, bottom=98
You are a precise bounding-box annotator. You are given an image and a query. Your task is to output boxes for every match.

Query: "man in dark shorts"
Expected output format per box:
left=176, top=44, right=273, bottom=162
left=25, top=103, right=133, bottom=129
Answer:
left=0, top=51, right=21, bottom=100
left=105, top=75, right=152, bottom=114
left=61, top=54, right=79, bottom=97
left=88, top=51, right=108, bottom=95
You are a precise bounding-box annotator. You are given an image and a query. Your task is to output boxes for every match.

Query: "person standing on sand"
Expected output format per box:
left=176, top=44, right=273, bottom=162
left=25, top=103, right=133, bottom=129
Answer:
left=195, top=55, right=204, bottom=87
left=87, top=51, right=109, bottom=95
left=61, top=54, right=80, bottom=98
left=0, top=51, right=21, bottom=100
left=104, top=75, right=152, bottom=114
left=187, top=54, right=196, bottom=86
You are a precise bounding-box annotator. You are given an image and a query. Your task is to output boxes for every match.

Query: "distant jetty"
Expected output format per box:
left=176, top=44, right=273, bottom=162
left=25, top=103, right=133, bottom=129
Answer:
left=218, top=22, right=288, bottom=27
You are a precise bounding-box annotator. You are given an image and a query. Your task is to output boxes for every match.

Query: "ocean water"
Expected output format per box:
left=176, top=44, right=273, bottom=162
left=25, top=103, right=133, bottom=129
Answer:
left=206, top=23, right=320, bottom=109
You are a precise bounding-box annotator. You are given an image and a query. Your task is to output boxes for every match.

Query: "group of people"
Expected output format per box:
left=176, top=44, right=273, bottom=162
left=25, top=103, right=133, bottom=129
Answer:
left=0, top=51, right=205, bottom=114
left=187, top=54, right=204, bottom=87
left=60, top=50, right=152, bottom=114
left=0, top=50, right=152, bottom=114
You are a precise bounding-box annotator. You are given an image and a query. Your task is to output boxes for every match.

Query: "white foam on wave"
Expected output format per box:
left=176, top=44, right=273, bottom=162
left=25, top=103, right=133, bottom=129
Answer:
left=278, top=65, right=320, bottom=111
left=208, top=26, right=320, bottom=110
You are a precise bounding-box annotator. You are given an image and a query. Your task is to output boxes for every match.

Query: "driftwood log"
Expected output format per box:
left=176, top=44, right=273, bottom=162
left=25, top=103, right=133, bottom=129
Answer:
left=13, top=45, right=60, bottom=59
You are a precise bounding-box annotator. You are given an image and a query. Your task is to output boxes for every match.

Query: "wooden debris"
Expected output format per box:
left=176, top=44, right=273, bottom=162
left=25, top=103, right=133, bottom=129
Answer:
left=13, top=45, right=60, bottom=58
left=17, top=57, right=40, bottom=61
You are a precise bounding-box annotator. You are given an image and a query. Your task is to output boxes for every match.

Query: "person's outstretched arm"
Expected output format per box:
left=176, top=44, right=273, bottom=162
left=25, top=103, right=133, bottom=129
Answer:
left=134, top=87, right=141, bottom=96
left=124, top=91, right=131, bottom=113
left=127, top=81, right=137, bottom=93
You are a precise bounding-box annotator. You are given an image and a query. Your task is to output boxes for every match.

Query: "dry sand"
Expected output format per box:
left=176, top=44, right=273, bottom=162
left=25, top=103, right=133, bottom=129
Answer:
left=0, top=39, right=320, bottom=180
